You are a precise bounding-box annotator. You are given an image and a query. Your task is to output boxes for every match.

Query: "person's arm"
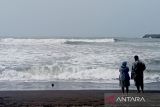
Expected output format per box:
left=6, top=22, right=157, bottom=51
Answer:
left=141, top=62, right=146, bottom=72
left=131, top=63, right=135, bottom=79
left=143, top=63, right=146, bottom=71
left=131, top=63, right=134, bottom=73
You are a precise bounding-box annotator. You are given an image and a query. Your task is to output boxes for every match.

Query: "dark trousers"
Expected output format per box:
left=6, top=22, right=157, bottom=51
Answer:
left=134, top=76, right=144, bottom=93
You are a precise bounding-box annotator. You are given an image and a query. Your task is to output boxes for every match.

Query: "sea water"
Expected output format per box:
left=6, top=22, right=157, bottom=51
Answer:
left=0, top=37, right=160, bottom=90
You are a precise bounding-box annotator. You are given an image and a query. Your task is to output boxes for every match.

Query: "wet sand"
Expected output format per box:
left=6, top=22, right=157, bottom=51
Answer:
left=0, top=90, right=160, bottom=107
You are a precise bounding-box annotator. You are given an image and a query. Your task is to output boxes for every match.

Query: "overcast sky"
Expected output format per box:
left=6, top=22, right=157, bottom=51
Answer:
left=0, top=0, right=160, bottom=38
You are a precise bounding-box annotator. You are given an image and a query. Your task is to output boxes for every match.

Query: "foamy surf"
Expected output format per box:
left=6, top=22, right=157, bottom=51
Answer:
left=0, top=38, right=116, bottom=45
left=0, top=38, right=159, bottom=84
left=64, top=38, right=116, bottom=44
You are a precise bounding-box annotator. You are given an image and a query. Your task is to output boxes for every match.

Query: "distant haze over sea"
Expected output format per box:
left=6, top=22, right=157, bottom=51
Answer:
left=0, top=35, right=143, bottom=39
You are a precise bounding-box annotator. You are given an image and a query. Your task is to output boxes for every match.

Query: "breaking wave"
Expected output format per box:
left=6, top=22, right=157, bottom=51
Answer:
left=0, top=37, right=159, bottom=84
left=64, top=38, right=116, bottom=44
left=0, top=64, right=119, bottom=82
left=0, top=38, right=116, bottom=45
left=0, top=64, right=159, bottom=83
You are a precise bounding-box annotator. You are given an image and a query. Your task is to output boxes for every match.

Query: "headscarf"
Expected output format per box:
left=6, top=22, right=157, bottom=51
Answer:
left=121, top=61, right=127, bottom=67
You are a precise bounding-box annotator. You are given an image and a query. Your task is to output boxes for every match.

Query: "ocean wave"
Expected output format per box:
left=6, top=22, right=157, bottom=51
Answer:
left=0, top=37, right=159, bottom=84
left=145, top=59, right=160, bottom=65
left=0, top=64, right=159, bottom=83
left=64, top=38, right=116, bottom=44
left=0, top=38, right=66, bottom=45
left=0, top=65, right=119, bottom=82
left=0, top=38, right=116, bottom=45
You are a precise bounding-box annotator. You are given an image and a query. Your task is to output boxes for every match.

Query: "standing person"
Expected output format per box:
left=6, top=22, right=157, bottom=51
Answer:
left=131, top=55, right=146, bottom=93
left=119, top=61, right=130, bottom=93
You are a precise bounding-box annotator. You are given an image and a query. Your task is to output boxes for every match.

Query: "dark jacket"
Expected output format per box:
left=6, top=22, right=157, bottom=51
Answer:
left=131, top=60, right=146, bottom=79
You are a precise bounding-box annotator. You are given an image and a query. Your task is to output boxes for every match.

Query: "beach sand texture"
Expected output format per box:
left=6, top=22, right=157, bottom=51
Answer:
left=0, top=90, right=160, bottom=107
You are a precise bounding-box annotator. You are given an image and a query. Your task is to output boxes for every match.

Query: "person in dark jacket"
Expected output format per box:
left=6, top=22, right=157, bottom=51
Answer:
left=131, top=55, right=146, bottom=93
left=119, top=61, right=130, bottom=93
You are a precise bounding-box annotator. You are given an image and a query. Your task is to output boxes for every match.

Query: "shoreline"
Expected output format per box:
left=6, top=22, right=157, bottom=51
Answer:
left=0, top=81, right=160, bottom=90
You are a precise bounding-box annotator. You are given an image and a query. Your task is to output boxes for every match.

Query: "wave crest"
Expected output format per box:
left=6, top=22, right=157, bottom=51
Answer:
left=0, top=64, right=159, bottom=83
left=0, top=38, right=116, bottom=45
left=65, top=39, right=116, bottom=44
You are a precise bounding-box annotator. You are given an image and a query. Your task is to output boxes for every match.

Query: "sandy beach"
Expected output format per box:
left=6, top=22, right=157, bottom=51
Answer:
left=0, top=90, right=160, bottom=107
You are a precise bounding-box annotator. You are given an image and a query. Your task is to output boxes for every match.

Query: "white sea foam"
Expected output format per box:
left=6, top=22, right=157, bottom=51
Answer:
left=0, top=66, right=119, bottom=82
left=65, top=38, right=116, bottom=44
left=0, top=64, right=159, bottom=83
left=0, top=38, right=159, bottom=83
left=0, top=38, right=115, bottom=45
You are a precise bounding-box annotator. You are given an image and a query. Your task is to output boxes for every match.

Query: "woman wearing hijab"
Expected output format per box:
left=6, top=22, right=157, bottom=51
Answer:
left=119, top=61, right=130, bottom=93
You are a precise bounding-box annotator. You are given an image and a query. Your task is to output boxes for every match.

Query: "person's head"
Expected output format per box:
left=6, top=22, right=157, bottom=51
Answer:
left=134, top=55, right=139, bottom=61
left=122, top=61, right=127, bottom=67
